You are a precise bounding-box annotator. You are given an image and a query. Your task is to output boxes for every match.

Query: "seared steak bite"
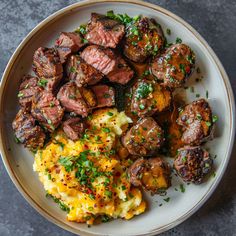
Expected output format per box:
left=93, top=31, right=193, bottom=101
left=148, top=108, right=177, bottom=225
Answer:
left=85, top=13, right=125, bottom=48
left=55, top=32, right=85, bottom=63
left=12, top=108, right=45, bottom=149
left=62, top=117, right=87, bottom=141
left=32, top=47, right=63, bottom=91
left=124, top=17, right=165, bottom=63
left=66, top=55, right=103, bottom=87
left=122, top=117, right=164, bottom=156
left=57, top=82, right=96, bottom=117
left=128, top=157, right=171, bottom=194
left=81, top=45, right=134, bottom=85
left=174, top=146, right=213, bottom=184
left=31, top=90, right=64, bottom=132
left=131, top=79, right=172, bottom=117
left=177, top=99, right=213, bottom=145
left=91, top=84, right=115, bottom=108
left=18, top=75, right=42, bottom=109
left=151, top=44, right=195, bottom=88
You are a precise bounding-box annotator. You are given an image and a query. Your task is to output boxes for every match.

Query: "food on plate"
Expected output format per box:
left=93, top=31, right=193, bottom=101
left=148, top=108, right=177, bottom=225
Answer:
left=33, top=109, right=146, bottom=224
left=177, top=99, right=214, bottom=145
left=174, top=146, right=213, bottom=184
left=123, top=17, right=164, bottom=63
left=130, top=79, right=172, bottom=117
left=32, top=47, right=63, bottom=91
left=151, top=44, right=195, bottom=88
left=66, top=55, right=103, bottom=87
left=85, top=13, right=125, bottom=48
left=55, top=32, right=86, bottom=63
left=81, top=45, right=134, bottom=84
left=31, top=90, right=64, bottom=132
left=18, top=75, right=42, bottom=109
left=12, top=10, right=216, bottom=225
left=12, top=108, right=45, bottom=150
left=122, top=117, right=164, bottom=156
left=128, top=157, right=171, bottom=194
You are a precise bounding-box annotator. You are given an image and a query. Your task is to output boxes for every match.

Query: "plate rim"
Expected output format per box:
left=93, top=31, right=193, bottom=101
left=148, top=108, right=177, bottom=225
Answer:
left=0, top=0, right=235, bottom=235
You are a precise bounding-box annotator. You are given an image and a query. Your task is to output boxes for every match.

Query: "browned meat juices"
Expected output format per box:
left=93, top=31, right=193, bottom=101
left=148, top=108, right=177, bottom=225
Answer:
left=81, top=45, right=134, bottom=85
left=122, top=117, right=164, bottom=156
left=174, top=146, right=213, bottom=184
left=85, top=13, right=125, bottom=48
left=151, top=44, right=195, bottom=88
left=177, top=99, right=213, bottom=145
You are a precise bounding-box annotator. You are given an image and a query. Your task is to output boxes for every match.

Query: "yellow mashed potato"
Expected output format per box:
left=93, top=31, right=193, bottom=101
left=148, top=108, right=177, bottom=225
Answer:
left=33, top=108, right=146, bottom=224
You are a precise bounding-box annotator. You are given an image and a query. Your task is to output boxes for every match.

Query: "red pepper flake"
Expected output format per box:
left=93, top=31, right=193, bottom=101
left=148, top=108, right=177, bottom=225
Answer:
left=116, top=172, right=121, bottom=177
left=185, top=66, right=191, bottom=74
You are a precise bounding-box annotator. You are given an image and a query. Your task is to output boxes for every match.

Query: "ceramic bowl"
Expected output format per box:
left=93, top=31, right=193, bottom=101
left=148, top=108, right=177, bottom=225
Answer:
left=0, top=0, right=235, bottom=235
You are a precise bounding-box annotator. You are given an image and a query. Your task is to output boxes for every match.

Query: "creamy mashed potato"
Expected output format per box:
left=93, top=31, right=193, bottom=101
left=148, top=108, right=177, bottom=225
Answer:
left=33, top=108, right=146, bottom=224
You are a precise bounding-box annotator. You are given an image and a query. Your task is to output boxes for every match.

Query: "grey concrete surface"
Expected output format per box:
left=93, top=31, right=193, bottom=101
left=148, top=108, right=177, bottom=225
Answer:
left=0, top=0, right=236, bottom=235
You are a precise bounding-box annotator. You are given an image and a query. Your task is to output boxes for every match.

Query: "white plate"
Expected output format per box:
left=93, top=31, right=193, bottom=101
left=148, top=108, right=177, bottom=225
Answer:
left=0, top=0, right=235, bottom=235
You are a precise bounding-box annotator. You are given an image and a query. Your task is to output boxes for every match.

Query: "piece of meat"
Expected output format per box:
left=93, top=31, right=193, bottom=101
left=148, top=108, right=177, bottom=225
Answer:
left=131, top=79, right=172, bottom=117
left=122, top=117, right=164, bottom=156
left=62, top=117, right=87, bottom=141
left=81, top=45, right=134, bottom=85
left=32, top=47, right=63, bottom=91
left=91, top=84, right=115, bottom=108
left=85, top=13, right=125, bottom=48
left=57, top=82, right=96, bottom=117
left=128, top=157, right=171, bottom=195
left=124, top=17, right=165, bottom=63
left=55, top=32, right=85, bottom=63
left=12, top=108, right=46, bottom=149
left=18, top=75, right=42, bottom=109
left=31, top=90, right=64, bottom=132
left=176, top=99, right=214, bottom=145
left=174, top=146, right=213, bottom=184
left=151, top=44, right=195, bottom=88
left=66, top=55, right=103, bottom=87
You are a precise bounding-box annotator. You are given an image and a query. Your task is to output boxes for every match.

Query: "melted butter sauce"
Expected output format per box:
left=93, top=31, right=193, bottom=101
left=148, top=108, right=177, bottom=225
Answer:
left=124, top=60, right=186, bottom=157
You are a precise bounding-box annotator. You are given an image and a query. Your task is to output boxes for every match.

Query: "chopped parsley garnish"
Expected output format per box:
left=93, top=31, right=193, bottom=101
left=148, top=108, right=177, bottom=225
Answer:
left=180, top=184, right=185, bottom=193
left=77, top=24, right=87, bottom=35
left=104, top=190, right=112, bottom=198
left=103, top=93, right=110, bottom=98
left=58, top=156, right=74, bottom=172
left=196, top=114, right=202, bottom=121
left=139, top=104, right=145, bottom=110
left=69, top=66, right=77, bottom=73
left=196, top=67, right=201, bottom=73
left=46, top=193, right=70, bottom=213
left=206, top=90, right=209, bottom=99
left=107, top=111, right=113, bottom=116
left=182, top=156, right=187, bottom=163
left=38, top=78, right=48, bottom=87
left=195, top=93, right=200, bottom=98
left=212, top=115, right=218, bottom=123
left=166, top=28, right=171, bottom=35
left=205, top=121, right=212, bottom=127
left=102, top=127, right=110, bottom=133
left=17, top=92, right=24, bottom=98
left=176, top=37, right=182, bottom=43
left=121, top=185, right=126, bottom=190
left=101, top=215, right=111, bottom=223
left=163, top=197, right=170, bottom=202
left=179, top=64, right=186, bottom=75
left=135, top=82, right=153, bottom=100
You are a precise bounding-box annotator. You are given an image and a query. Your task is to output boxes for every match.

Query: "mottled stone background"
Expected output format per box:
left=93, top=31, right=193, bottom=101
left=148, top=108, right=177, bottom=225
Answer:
left=0, top=0, right=236, bottom=235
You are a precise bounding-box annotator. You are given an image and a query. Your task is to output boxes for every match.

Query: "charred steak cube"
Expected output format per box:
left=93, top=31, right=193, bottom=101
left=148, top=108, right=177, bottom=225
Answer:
left=17, top=75, right=42, bottom=109
left=31, top=90, right=64, bottom=132
left=85, top=13, right=125, bottom=48
left=151, top=44, right=195, bottom=88
left=32, top=47, right=63, bottom=91
left=81, top=45, right=134, bottom=85
left=174, top=146, right=213, bottom=184
left=128, top=157, right=171, bottom=194
left=57, top=82, right=96, bottom=117
left=66, top=55, right=103, bottom=87
left=12, top=108, right=46, bottom=149
left=177, top=99, right=214, bottom=145
left=122, top=117, right=164, bottom=156
left=55, top=32, right=86, bottom=63
left=124, top=17, right=165, bottom=63
left=91, top=84, right=115, bottom=108
left=62, top=117, right=87, bottom=141
left=131, top=79, right=172, bottom=117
